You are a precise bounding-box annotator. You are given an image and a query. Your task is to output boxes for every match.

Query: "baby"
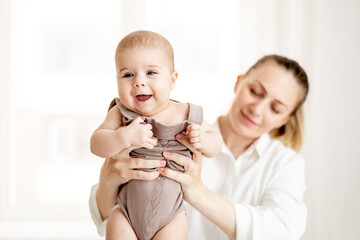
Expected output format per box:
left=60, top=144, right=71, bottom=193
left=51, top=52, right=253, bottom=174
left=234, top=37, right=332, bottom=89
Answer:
left=90, top=30, right=222, bottom=240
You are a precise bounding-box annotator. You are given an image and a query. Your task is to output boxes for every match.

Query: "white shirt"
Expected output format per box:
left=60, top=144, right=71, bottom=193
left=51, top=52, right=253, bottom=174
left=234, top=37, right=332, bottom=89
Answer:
left=89, top=122, right=307, bottom=240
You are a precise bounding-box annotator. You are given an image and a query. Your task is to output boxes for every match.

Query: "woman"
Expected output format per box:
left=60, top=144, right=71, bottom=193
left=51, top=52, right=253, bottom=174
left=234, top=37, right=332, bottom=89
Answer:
left=89, top=55, right=309, bottom=240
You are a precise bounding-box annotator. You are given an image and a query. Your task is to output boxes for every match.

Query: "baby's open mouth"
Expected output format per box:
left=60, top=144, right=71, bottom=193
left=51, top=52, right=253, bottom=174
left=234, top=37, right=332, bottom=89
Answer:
left=136, top=94, right=152, bottom=101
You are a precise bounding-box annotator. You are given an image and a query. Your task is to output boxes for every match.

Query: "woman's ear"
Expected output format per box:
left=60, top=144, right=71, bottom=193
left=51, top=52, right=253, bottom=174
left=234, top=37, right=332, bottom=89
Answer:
left=234, top=74, right=244, bottom=92
left=170, top=71, right=178, bottom=90
left=277, top=115, right=292, bottom=128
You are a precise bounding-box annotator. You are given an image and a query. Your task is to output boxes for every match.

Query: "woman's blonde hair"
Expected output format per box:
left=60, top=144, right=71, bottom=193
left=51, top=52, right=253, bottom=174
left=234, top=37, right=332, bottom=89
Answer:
left=246, top=55, right=309, bottom=152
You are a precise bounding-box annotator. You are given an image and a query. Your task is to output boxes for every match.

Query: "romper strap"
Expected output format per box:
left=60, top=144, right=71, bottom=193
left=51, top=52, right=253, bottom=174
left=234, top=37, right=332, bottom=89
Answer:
left=187, top=103, right=203, bottom=125
left=107, top=98, right=117, bottom=112
left=115, top=98, right=141, bottom=125
left=107, top=98, right=140, bottom=125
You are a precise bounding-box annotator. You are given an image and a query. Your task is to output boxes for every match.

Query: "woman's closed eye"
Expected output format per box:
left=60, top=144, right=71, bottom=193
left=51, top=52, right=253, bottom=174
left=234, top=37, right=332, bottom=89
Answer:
left=271, top=106, right=280, bottom=114
left=271, top=103, right=286, bottom=114
left=251, top=88, right=262, bottom=97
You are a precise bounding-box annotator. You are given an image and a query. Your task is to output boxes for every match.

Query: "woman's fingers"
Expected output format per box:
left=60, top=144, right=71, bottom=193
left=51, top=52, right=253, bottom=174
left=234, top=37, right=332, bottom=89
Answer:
left=163, top=151, right=191, bottom=171
left=129, top=169, right=160, bottom=181
left=111, top=158, right=163, bottom=183
left=158, top=167, right=186, bottom=183
left=112, top=146, right=165, bottom=169
left=128, top=157, right=166, bottom=169
left=162, top=133, right=203, bottom=172
left=176, top=133, right=195, bottom=152
left=108, top=146, right=165, bottom=182
left=158, top=134, right=204, bottom=202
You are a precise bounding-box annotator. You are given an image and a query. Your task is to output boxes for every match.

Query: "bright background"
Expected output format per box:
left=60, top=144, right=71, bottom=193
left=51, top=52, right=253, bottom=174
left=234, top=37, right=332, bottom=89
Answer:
left=0, top=0, right=359, bottom=239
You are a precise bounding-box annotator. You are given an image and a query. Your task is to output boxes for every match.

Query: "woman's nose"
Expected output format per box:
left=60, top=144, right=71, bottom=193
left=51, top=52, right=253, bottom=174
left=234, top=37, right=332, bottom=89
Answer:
left=249, top=101, right=265, bottom=116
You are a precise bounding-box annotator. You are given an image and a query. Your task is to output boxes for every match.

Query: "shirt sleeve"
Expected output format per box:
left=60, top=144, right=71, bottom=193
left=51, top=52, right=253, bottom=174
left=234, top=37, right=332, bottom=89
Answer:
left=234, top=155, right=307, bottom=240
left=89, top=183, right=107, bottom=236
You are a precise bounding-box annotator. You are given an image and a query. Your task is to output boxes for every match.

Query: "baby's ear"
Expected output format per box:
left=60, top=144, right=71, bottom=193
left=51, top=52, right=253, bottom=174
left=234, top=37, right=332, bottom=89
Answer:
left=170, top=71, right=178, bottom=90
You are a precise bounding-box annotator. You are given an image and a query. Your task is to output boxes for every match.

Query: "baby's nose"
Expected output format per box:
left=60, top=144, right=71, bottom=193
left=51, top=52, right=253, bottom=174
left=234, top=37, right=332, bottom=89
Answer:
left=134, top=76, right=146, bottom=87
left=134, top=82, right=145, bottom=87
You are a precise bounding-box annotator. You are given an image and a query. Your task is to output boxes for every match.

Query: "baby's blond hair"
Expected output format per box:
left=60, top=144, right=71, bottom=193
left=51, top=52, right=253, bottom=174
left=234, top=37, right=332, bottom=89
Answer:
left=115, top=30, right=175, bottom=72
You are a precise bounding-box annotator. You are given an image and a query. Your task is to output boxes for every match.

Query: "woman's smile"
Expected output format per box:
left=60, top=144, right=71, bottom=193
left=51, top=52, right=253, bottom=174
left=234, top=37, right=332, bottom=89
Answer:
left=241, top=110, right=258, bottom=127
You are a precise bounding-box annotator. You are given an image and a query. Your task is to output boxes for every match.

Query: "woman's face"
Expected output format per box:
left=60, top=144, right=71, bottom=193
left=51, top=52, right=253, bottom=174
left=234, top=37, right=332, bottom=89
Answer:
left=228, top=61, right=302, bottom=139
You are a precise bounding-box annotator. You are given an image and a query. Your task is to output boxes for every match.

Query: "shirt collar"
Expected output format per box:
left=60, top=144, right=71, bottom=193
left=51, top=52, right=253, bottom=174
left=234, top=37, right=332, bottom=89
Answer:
left=213, top=120, right=270, bottom=159
left=251, top=133, right=270, bottom=157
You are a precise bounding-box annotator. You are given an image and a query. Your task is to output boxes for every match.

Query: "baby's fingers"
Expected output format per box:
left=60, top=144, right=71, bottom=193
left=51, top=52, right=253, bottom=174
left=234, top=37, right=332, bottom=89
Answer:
left=187, top=124, right=200, bottom=130
left=189, top=136, right=200, bottom=144
left=143, top=143, right=155, bottom=149
left=132, top=116, right=145, bottom=124
left=191, top=142, right=202, bottom=149
left=188, top=129, right=200, bottom=137
left=186, top=124, right=200, bottom=134
left=139, top=123, right=153, bottom=137
left=144, top=136, right=158, bottom=149
left=189, top=135, right=202, bottom=149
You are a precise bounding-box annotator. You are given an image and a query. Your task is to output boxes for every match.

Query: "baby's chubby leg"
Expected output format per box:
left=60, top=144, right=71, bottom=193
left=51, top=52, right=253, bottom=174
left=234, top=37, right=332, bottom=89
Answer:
left=152, top=212, right=188, bottom=240
left=106, top=208, right=137, bottom=240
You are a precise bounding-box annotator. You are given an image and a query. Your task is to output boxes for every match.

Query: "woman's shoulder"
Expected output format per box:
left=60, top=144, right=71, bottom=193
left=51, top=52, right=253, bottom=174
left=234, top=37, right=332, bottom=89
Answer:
left=262, top=135, right=304, bottom=167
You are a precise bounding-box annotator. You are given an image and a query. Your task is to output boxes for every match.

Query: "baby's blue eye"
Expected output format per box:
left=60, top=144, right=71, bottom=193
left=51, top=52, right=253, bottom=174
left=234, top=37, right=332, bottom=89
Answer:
left=147, top=71, right=156, bottom=75
left=123, top=73, right=134, bottom=78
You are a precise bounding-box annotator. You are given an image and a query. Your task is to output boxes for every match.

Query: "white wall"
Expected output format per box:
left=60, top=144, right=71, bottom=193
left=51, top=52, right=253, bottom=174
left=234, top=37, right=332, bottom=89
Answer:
left=302, top=0, right=360, bottom=239
left=0, top=0, right=360, bottom=239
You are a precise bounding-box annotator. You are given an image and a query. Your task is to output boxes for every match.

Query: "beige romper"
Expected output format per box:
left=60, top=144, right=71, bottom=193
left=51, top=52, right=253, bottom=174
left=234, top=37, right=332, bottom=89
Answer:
left=109, top=98, right=203, bottom=240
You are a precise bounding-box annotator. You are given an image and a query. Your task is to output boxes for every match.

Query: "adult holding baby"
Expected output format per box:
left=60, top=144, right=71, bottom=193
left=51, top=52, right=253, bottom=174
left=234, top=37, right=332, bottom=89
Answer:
left=90, top=54, right=309, bottom=240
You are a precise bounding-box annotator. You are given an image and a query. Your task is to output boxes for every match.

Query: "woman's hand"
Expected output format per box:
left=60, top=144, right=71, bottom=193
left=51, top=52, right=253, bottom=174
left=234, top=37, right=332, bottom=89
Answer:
left=100, top=145, right=165, bottom=189
left=96, top=146, right=166, bottom=220
left=159, top=133, right=236, bottom=239
left=158, top=133, right=205, bottom=203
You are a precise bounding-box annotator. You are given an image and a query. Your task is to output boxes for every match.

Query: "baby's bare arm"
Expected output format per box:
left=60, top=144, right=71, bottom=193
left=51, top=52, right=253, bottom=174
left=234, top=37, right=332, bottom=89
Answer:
left=186, top=121, right=223, bottom=158
left=90, top=107, right=131, bottom=158
left=91, top=107, right=158, bottom=158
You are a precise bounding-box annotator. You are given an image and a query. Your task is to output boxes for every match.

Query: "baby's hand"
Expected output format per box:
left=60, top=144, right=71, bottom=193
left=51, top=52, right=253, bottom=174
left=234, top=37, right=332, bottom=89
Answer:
left=184, top=124, right=205, bottom=151
left=127, top=117, right=157, bottom=149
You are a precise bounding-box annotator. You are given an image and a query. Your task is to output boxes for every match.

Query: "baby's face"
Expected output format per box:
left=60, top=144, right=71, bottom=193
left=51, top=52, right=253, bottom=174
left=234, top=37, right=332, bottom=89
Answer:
left=115, top=47, right=177, bottom=117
